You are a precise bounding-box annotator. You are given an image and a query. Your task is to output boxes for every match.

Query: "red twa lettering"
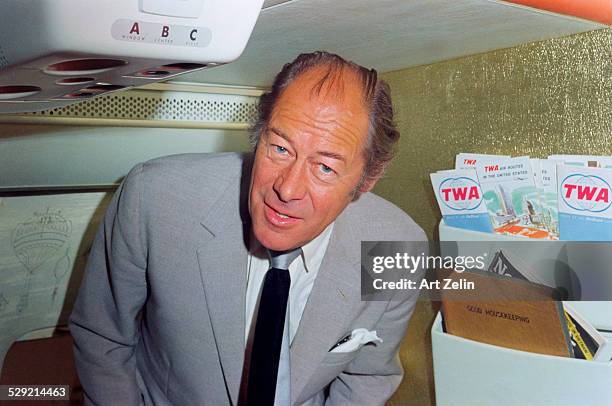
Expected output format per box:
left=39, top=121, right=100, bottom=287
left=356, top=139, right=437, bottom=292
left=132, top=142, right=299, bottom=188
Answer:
left=564, top=184, right=576, bottom=198
left=468, top=186, right=480, bottom=200
left=485, top=165, right=499, bottom=172
left=564, top=184, right=609, bottom=202
left=594, top=188, right=609, bottom=202
left=452, top=188, right=467, bottom=201
left=577, top=185, right=597, bottom=201
left=442, top=187, right=479, bottom=201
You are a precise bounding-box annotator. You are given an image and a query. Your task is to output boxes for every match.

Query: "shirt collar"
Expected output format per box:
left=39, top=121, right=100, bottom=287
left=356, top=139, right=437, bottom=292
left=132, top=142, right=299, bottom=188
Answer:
left=248, top=222, right=335, bottom=273
left=300, top=222, right=334, bottom=273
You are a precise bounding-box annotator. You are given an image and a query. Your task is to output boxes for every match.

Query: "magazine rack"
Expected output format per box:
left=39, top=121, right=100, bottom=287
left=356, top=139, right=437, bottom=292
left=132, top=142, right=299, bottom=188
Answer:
left=432, top=312, right=612, bottom=406
left=432, top=221, right=612, bottom=405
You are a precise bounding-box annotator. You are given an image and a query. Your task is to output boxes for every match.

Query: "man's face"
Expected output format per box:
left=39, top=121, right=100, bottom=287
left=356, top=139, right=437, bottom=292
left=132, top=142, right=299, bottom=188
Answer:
left=249, top=66, right=371, bottom=251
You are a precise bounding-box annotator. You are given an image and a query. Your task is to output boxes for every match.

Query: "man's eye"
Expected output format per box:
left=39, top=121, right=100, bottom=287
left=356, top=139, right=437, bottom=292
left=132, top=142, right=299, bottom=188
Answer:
left=275, top=145, right=288, bottom=154
left=319, top=164, right=334, bottom=174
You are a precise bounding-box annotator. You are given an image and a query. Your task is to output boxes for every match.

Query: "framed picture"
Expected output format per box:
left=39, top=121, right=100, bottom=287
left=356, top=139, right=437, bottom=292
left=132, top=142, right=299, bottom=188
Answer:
left=0, top=188, right=115, bottom=362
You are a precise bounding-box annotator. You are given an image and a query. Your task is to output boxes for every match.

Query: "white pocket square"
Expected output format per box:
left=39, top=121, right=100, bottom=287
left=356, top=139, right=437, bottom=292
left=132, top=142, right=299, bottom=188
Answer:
left=330, top=328, right=382, bottom=353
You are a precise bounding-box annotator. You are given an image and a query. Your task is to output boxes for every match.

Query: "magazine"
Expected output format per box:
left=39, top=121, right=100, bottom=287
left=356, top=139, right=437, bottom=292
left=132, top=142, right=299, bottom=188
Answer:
left=486, top=249, right=546, bottom=285
left=564, top=302, right=611, bottom=361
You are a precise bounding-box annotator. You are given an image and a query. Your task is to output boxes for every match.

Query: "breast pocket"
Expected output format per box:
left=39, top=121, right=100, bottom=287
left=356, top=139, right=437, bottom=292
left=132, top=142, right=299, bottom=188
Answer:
left=320, top=349, right=361, bottom=367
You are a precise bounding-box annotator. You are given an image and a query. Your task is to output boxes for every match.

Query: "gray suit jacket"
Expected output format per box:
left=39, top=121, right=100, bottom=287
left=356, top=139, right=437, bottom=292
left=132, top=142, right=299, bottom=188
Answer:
left=70, top=152, right=427, bottom=406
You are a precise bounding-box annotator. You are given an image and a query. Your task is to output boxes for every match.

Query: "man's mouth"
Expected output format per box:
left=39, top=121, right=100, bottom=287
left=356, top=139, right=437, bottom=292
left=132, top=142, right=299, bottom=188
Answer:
left=264, top=203, right=301, bottom=227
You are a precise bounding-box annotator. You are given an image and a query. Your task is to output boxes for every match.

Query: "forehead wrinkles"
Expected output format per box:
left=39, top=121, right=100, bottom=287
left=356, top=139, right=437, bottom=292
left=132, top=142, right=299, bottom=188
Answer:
left=272, top=100, right=364, bottom=155
left=285, top=63, right=368, bottom=112
left=267, top=64, right=370, bottom=165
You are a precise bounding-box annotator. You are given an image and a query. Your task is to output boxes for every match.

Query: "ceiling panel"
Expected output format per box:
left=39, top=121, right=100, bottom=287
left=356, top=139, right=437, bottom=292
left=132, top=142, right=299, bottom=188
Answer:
left=177, top=0, right=604, bottom=87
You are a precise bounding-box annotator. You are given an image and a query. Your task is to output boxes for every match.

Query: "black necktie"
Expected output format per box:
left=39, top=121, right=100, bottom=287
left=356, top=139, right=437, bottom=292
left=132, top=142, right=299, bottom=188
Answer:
left=246, top=249, right=300, bottom=406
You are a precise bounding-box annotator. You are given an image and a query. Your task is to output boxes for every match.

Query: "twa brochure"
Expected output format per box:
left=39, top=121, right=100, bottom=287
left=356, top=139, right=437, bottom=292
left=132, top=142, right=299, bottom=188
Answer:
left=557, top=165, right=612, bottom=241
left=476, top=156, right=553, bottom=239
left=531, top=159, right=560, bottom=239
left=549, top=155, right=612, bottom=169
left=455, top=153, right=510, bottom=170
left=432, top=154, right=612, bottom=240
left=430, top=169, right=493, bottom=233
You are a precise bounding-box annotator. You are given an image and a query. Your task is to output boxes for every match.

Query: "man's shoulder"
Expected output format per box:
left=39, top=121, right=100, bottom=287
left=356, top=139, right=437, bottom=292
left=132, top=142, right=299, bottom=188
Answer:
left=123, top=152, right=251, bottom=192
left=340, top=192, right=427, bottom=241
left=121, top=152, right=252, bottom=213
left=139, top=152, right=249, bottom=181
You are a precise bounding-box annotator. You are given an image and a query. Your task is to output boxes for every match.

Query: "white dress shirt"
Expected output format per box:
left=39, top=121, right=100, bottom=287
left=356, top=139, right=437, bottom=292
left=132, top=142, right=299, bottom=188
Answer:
left=245, top=222, right=334, bottom=344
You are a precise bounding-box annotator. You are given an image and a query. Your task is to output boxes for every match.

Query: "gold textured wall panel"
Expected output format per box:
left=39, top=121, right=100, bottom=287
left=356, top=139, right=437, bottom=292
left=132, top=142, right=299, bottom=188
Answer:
left=377, top=28, right=611, bottom=242
left=377, top=28, right=611, bottom=406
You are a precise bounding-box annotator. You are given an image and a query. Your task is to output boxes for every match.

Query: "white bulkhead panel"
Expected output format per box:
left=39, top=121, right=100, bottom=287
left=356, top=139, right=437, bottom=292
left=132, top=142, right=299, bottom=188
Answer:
left=140, top=0, right=205, bottom=18
left=0, top=0, right=264, bottom=113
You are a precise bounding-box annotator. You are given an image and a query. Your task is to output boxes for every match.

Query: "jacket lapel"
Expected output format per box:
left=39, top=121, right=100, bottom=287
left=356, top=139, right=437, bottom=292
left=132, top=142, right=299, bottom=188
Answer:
left=196, top=157, right=252, bottom=406
left=197, top=236, right=246, bottom=405
left=290, top=220, right=361, bottom=404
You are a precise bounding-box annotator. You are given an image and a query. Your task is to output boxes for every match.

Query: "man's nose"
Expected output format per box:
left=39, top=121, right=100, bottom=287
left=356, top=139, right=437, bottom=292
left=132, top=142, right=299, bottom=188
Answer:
left=273, top=161, right=307, bottom=202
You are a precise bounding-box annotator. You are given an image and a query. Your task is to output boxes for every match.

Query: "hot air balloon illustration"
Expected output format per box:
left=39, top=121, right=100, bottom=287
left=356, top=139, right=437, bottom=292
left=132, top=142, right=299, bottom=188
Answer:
left=12, top=208, right=72, bottom=313
left=51, top=248, right=71, bottom=303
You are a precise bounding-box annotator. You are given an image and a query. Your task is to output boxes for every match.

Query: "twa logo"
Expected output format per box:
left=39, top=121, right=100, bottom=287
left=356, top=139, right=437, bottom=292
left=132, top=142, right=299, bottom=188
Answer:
left=561, top=174, right=612, bottom=213
left=439, top=177, right=483, bottom=211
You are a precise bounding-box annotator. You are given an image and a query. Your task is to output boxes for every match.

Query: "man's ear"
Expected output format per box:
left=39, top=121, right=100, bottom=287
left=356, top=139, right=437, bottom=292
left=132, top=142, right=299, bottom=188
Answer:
left=358, top=174, right=380, bottom=194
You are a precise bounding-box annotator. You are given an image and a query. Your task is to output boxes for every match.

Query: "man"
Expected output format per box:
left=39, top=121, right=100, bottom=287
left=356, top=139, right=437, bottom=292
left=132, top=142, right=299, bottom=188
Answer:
left=70, top=51, right=427, bottom=405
